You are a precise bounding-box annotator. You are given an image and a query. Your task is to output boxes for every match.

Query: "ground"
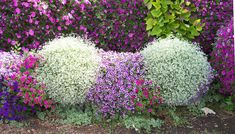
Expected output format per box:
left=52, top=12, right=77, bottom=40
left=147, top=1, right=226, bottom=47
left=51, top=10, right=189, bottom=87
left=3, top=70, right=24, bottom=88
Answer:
left=0, top=109, right=234, bottom=134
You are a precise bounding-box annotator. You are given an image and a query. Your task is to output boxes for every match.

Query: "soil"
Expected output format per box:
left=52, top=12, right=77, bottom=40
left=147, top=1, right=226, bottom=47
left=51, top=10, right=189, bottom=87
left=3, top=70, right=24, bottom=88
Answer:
left=0, top=110, right=234, bottom=134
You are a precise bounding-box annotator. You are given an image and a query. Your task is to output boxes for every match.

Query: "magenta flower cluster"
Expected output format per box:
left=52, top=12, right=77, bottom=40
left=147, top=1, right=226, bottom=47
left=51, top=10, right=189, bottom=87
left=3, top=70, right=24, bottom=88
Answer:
left=4, top=52, right=54, bottom=109
left=86, top=51, right=146, bottom=117
left=210, top=19, right=234, bottom=95
left=0, top=51, right=54, bottom=121
left=0, top=0, right=63, bottom=51
left=79, top=0, right=153, bottom=52
left=1, top=0, right=152, bottom=52
left=132, top=79, right=163, bottom=115
left=188, top=0, right=233, bottom=54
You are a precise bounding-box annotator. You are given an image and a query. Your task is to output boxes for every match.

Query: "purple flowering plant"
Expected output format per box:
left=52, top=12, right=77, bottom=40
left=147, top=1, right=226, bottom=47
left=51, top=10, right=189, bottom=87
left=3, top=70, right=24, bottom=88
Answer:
left=86, top=51, right=146, bottom=117
left=0, top=0, right=63, bottom=51
left=4, top=52, right=55, bottom=109
left=188, top=0, right=233, bottom=54
left=0, top=51, right=54, bottom=114
left=1, top=0, right=152, bottom=52
left=0, top=76, right=27, bottom=121
left=76, top=0, right=153, bottom=52
left=210, top=19, right=234, bottom=95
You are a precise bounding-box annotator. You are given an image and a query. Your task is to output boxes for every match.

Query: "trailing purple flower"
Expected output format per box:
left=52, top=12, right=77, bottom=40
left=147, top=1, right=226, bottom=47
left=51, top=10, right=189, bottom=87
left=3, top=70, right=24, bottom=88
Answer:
left=86, top=51, right=146, bottom=117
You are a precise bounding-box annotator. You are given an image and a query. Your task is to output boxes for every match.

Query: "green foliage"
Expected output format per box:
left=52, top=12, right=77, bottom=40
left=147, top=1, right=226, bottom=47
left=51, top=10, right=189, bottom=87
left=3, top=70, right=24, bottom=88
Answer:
left=141, top=36, right=213, bottom=105
left=122, top=115, right=163, bottom=133
left=0, top=120, right=30, bottom=128
left=167, top=107, right=189, bottom=126
left=200, top=81, right=224, bottom=104
left=36, top=111, right=47, bottom=121
left=56, top=105, right=92, bottom=126
left=187, top=104, right=204, bottom=117
left=37, top=36, right=100, bottom=105
left=221, top=96, right=235, bottom=112
left=144, top=0, right=203, bottom=39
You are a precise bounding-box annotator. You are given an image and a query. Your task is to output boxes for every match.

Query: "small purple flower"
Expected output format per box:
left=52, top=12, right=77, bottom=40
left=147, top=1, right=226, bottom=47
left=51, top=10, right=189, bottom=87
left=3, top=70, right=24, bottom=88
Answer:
left=86, top=51, right=146, bottom=117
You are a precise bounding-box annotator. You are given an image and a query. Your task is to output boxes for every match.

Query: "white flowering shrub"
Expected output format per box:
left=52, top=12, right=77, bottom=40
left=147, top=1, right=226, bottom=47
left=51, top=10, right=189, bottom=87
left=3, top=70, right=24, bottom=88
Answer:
left=141, top=36, right=213, bottom=105
left=37, top=36, right=100, bottom=105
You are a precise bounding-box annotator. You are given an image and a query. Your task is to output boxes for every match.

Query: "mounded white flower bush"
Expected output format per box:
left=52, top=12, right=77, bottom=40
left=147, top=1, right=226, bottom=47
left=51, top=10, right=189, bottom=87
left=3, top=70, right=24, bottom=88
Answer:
left=141, top=36, right=213, bottom=105
left=37, top=36, right=101, bottom=105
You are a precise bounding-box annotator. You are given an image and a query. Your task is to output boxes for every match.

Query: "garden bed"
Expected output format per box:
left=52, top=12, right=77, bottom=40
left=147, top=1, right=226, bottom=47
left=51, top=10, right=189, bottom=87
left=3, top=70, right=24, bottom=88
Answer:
left=0, top=109, right=234, bottom=134
left=0, top=0, right=234, bottom=134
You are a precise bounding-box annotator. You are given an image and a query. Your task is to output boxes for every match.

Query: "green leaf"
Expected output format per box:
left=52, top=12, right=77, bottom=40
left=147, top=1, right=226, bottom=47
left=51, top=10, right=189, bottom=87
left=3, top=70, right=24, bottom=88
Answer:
left=150, top=26, right=162, bottom=36
left=189, top=26, right=199, bottom=36
left=186, top=1, right=191, bottom=6
left=182, top=9, right=189, bottom=13
left=171, top=22, right=180, bottom=29
left=146, top=18, right=154, bottom=30
left=147, top=2, right=152, bottom=9
left=196, top=25, right=203, bottom=31
left=180, top=0, right=185, bottom=4
left=180, top=23, right=187, bottom=30
left=151, top=9, right=162, bottom=18
left=181, top=12, right=191, bottom=19
left=152, top=2, right=161, bottom=10
left=144, top=0, right=149, bottom=4
left=193, top=19, right=201, bottom=25
left=20, top=67, right=26, bottom=73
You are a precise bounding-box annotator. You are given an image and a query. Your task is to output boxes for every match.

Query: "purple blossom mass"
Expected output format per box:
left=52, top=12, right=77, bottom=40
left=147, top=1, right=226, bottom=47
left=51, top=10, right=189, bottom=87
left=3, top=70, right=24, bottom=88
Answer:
left=188, top=0, right=233, bottom=54
left=0, top=76, right=27, bottom=121
left=210, top=19, right=234, bottom=95
left=86, top=51, right=146, bottom=117
left=80, top=0, right=153, bottom=52
left=0, top=52, right=22, bottom=77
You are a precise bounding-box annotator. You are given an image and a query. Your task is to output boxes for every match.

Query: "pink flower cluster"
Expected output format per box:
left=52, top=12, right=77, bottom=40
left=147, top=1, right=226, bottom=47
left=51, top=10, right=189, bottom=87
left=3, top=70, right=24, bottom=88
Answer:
left=132, top=79, right=163, bottom=115
left=0, top=0, right=71, bottom=51
left=4, top=52, right=54, bottom=109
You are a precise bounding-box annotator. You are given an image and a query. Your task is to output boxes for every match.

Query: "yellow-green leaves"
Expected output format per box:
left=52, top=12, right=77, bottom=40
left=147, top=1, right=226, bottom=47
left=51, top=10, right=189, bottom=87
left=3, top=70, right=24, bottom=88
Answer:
left=144, top=0, right=203, bottom=39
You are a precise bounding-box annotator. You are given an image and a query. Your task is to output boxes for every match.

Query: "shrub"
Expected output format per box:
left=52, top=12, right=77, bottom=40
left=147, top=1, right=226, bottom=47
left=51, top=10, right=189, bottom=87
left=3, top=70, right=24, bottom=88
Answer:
left=141, top=36, right=214, bottom=105
left=37, top=36, right=100, bottom=105
left=210, top=19, right=234, bottom=95
left=0, top=0, right=64, bottom=51
left=79, top=0, right=153, bottom=52
left=188, top=0, right=233, bottom=54
left=0, top=0, right=152, bottom=52
left=0, top=52, right=27, bottom=121
left=144, top=0, right=203, bottom=39
left=4, top=52, right=54, bottom=109
left=132, top=79, right=163, bottom=115
left=86, top=51, right=146, bottom=117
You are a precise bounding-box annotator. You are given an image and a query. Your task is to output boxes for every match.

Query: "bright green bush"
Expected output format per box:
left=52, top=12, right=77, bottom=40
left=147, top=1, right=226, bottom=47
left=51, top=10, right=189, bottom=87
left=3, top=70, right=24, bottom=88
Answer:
left=141, top=36, right=213, bottom=105
left=144, top=0, right=203, bottom=39
left=37, top=36, right=100, bottom=105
